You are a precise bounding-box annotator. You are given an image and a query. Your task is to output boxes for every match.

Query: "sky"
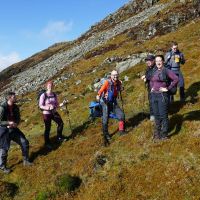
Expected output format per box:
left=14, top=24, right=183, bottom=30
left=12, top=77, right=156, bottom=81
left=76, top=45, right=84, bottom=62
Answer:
left=0, top=0, right=129, bottom=71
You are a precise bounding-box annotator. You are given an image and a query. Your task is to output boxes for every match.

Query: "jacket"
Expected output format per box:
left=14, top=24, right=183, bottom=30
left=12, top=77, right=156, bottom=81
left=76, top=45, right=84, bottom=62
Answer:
left=0, top=102, right=20, bottom=127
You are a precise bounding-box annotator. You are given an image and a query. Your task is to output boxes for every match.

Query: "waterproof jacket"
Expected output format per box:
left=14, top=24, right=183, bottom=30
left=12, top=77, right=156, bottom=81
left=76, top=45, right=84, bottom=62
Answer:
left=145, top=64, right=157, bottom=91
left=150, top=68, right=179, bottom=92
left=39, top=92, right=58, bottom=114
left=164, top=50, right=185, bottom=71
left=0, top=102, right=20, bottom=127
left=98, top=79, right=121, bottom=100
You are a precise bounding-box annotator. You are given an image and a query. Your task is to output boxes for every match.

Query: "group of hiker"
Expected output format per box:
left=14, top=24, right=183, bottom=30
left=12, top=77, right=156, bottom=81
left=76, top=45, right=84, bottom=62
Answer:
left=0, top=41, right=185, bottom=174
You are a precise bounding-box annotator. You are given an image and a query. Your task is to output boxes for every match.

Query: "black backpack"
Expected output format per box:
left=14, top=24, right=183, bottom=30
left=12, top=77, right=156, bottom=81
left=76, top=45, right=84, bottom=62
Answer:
left=159, top=68, right=178, bottom=95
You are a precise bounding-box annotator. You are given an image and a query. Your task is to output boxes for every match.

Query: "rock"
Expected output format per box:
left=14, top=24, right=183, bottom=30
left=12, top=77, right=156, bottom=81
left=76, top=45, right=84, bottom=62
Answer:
left=75, top=80, right=81, bottom=85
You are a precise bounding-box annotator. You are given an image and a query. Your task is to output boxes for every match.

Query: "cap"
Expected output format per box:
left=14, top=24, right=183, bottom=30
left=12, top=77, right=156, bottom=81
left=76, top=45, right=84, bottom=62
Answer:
left=145, top=55, right=155, bottom=61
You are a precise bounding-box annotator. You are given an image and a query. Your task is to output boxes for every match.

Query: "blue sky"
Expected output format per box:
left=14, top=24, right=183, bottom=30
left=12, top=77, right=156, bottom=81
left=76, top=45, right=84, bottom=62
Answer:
left=0, top=0, right=129, bottom=71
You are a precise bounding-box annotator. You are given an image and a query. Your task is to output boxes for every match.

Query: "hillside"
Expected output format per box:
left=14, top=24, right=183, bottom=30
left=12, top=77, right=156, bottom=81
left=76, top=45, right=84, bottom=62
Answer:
left=0, top=0, right=200, bottom=199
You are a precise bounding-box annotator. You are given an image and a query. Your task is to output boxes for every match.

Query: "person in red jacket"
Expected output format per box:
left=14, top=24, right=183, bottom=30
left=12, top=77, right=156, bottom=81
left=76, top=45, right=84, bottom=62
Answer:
left=96, top=70, right=125, bottom=146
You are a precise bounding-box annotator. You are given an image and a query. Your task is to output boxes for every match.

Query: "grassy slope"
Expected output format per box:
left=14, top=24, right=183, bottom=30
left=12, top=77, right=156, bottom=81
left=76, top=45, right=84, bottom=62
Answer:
left=1, top=8, right=200, bottom=200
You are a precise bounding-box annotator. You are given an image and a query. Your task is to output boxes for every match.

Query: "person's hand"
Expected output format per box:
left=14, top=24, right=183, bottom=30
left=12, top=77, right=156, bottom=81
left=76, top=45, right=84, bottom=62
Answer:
left=49, top=105, right=54, bottom=110
left=96, top=95, right=100, bottom=101
left=8, top=121, right=17, bottom=128
left=141, top=75, right=146, bottom=82
left=151, top=88, right=154, bottom=92
left=159, top=87, right=168, bottom=92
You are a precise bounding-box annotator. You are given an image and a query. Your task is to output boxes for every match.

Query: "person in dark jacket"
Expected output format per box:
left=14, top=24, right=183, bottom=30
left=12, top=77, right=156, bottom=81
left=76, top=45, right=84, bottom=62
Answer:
left=0, top=92, right=32, bottom=174
left=141, top=54, right=157, bottom=121
left=149, top=55, right=179, bottom=140
left=96, top=70, right=125, bottom=146
left=165, top=41, right=186, bottom=101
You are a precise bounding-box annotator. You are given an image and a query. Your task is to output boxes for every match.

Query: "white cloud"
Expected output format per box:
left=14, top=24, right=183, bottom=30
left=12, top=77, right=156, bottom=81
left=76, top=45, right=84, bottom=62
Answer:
left=0, top=52, right=21, bottom=72
left=40, top=21, right=73, bottom=41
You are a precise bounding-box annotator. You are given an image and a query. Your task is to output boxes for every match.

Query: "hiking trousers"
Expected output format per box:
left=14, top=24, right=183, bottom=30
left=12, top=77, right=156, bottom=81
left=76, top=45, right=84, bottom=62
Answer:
left=151, top=92, right=169, bottom=138
left=43, top=111, right=64, bottom=144
left=0, top=127, right=30, bottom=167
left=101, top=101, right=125, bottom=136
left=171, top=70, right=185, bottom=101
left=9, top=128, right=30, bottom=160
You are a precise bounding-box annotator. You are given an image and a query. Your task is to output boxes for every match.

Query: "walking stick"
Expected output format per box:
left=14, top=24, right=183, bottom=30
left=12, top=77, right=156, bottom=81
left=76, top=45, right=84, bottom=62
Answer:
left=61, top=98, right=73, bottom=134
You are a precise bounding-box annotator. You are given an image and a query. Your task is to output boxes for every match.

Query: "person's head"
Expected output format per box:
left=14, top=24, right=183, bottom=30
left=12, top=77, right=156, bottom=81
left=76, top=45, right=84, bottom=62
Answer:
left=111, top=70, right=119, bottom=82
left=171, top=41, right=178, bottom=53
left=5, top=91, right=16, bottom=104
left=155, top=55, right=165, bottom=69
left=145, top=55, right=155, bottom=67
left=46, top=80, right=54, bottom=91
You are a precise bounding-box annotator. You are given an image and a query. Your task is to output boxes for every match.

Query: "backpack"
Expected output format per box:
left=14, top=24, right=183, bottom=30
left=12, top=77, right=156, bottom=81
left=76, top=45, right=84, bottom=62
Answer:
left=37, top=89, right=56, bottom=110
left=159, top=68, right=178, bottom=95
left=89, top=101, right=118, bottom=120
left=97, top=78, right=121, bottom=103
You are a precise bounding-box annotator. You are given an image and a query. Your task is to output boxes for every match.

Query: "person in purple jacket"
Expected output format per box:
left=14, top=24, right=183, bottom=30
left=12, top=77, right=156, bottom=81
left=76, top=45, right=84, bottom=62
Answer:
left=39, top=80, right=66, bottom=149
left=150, top=55, right=178, bottom=140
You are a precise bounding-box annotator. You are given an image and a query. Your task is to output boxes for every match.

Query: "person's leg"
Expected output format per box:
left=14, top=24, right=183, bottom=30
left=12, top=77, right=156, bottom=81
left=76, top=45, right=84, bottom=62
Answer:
left=43, top=114, right=52, bottom=145
left=101, top=102, right=111, bottom=146
left=177, top=71, right=185, bottom=101
left=158, top=93, right=169, bottom=139
left=52, top=112, right=65, bottom=141
left=151, top=93, right=161, bottom=139
left=9, top=128, right=32, bottom=165
left=0, top=149, right=10, bottom=173
left=113, top=104, right=125, bottom=135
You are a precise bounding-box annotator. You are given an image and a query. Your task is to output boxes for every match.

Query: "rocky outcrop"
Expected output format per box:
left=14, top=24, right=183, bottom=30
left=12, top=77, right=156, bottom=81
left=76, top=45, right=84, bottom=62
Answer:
left=1, top=3, right=168, bottom=99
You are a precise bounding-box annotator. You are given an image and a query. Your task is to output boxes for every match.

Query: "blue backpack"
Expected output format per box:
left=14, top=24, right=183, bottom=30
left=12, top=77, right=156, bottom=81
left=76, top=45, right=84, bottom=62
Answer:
left=89, top=101, right=118, bottom=120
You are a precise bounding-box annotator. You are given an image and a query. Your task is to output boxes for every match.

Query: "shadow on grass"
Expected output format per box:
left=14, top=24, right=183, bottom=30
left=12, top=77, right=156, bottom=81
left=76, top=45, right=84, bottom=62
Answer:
left=30, top=136, right=63, bottom=162
left=185, top=81, right=200, bottom=104
left=169, top=110, right=200, bottom=138
left=109, top=112, right=148, bottom=136
left=126, top=112, right=149, bottom=129
left=169, top=101, right=185, bottom=115
left=67, top=119, right=92, bottom=140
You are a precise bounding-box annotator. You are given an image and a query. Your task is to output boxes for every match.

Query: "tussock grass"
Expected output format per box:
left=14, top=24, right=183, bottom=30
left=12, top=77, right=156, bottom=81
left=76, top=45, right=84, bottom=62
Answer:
left=0, top=4, right=200, bottom=200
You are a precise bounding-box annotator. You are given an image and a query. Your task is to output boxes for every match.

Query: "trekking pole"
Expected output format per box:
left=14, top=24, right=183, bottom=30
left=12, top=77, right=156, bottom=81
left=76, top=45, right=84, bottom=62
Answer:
left=61, top=98, right=73, bottom=134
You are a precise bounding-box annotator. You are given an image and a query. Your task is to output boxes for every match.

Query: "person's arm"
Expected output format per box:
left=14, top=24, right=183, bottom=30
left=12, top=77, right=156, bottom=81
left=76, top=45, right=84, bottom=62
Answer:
left=167, top=70, right=179, bottom=90
left=96, top=80, right=109, bottom=101
left=180, top=52, right=185, bottom=65
left=39, top=93, right=50, bottom=111
left=0, top=106, right=9, bottom=126
left=14, top=106, right=20, bottom=125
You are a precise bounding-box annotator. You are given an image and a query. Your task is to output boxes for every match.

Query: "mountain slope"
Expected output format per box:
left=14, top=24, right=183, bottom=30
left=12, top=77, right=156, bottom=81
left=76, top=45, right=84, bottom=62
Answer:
left=0, top=0, right=200, bottom=200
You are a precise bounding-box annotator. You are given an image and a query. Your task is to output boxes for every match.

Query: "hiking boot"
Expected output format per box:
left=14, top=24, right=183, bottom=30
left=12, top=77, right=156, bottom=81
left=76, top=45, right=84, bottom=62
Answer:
left=23, top=160, right=33, bottom=166
left=159, top=136, right=169, bottom=141
left=105, top=134, right=111, bottom=141
left=0, top=166, right=11, bottom=174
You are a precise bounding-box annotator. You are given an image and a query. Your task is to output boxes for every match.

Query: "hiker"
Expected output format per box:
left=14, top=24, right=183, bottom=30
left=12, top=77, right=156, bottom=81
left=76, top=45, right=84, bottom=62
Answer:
left=39, top=80, right=66, bottom=149
left=141, top=54, right=156, bottom=121
left=165, top=41, right=186, bottom=102
left=0, top=92, right=32, bottom=174
left=149, top=55, right=178, bottom=140
left=96, top=70, right=125, bottom=146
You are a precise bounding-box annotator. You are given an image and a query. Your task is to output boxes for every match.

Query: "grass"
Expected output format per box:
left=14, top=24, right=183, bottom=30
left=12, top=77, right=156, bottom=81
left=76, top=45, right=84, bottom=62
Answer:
left=0, top=1, right=199, bottom=199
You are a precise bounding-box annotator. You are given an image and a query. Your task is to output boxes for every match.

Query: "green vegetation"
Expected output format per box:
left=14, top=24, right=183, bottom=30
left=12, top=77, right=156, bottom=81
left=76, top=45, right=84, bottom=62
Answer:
left=0, top=1, right=199, bottom=199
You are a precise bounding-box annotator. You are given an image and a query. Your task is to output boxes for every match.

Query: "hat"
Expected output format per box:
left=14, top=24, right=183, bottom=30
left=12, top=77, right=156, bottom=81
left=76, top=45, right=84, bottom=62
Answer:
left=145, top=55, right=155, bottom=61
